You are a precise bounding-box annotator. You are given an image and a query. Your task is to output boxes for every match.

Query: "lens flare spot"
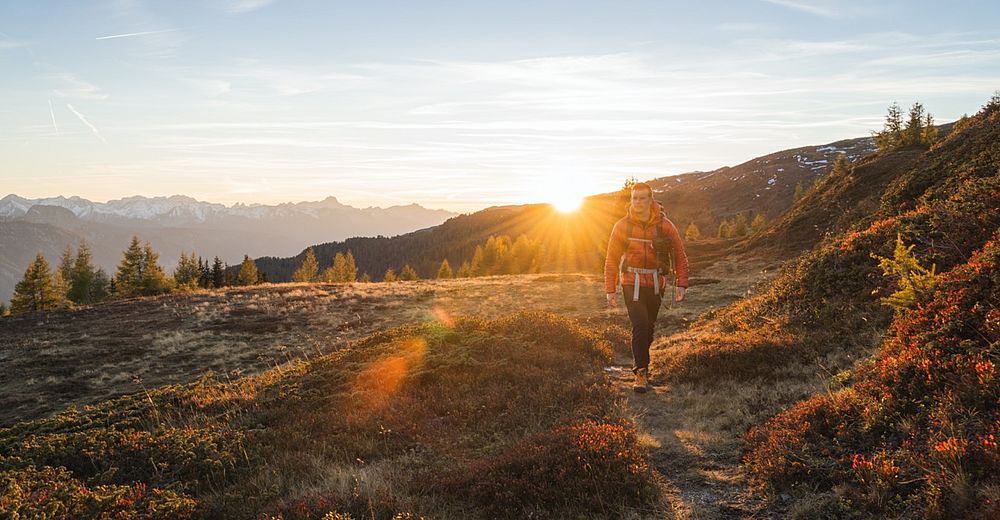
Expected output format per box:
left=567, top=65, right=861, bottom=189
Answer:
left=351, top=337, right=427, bottom=413
left=432, top=304, right=455, bottom=328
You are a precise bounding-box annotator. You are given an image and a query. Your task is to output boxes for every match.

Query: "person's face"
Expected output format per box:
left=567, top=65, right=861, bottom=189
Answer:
left=630, top=188, right=652, bottom=214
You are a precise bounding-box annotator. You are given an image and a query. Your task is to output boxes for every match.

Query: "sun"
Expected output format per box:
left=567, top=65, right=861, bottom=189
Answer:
left=550, top=192, right=584, bottom=213
left=529, top=172, right=595, bottom=212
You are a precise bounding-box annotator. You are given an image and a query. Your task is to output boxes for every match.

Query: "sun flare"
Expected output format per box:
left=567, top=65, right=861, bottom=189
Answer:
left=550, top=193, right=584, bottom=212
left=536, top=175, right=592, bottom=213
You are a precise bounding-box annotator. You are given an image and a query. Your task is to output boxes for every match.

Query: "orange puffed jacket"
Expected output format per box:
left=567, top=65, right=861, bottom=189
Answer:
left=604, top=201, right=689, bottom=294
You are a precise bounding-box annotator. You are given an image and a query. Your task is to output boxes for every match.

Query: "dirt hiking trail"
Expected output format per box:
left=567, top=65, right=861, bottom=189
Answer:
left=605, top=257, right=776, bottom=519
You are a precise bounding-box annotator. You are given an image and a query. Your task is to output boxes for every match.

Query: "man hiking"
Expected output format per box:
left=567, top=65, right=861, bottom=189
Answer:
left=605, top=182, right=689, bottom=393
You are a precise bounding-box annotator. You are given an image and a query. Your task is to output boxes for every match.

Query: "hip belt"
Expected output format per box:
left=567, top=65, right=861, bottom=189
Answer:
left=624, top=267, right=660, bottom=302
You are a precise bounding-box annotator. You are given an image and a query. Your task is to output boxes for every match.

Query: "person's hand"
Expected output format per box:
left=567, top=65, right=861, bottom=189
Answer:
left=675, top=287, right=686, bottom=302
left=606, top=292, right=617, bottom=308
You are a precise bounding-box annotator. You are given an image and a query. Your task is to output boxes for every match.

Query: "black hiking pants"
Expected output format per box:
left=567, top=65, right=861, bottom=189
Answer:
left=622, top=285, right=662, bottom=372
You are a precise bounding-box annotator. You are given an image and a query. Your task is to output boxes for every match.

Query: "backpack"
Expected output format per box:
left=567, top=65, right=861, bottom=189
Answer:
left=622, top=214, right=676, bottom=282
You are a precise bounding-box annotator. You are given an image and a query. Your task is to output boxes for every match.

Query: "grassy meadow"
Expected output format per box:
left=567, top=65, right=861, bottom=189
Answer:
left=0, top=261, right=771, bottom=519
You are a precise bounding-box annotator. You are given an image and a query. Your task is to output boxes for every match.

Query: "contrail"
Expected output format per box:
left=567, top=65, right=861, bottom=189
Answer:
left=95, top=29, right=176, bottom=40
left=48, top=99, right=59, bottom=134
left=66, top=103, right=106, bottom=143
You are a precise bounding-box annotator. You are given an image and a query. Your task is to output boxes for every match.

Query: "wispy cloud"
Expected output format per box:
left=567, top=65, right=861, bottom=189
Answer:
left=95, top=28, right=177, bottom=40
left=0, top=29, right=28, bottom=50
left=49, top=73, right=108, bottom=100
left=715, top=22, right=767, bottom=33
left=226, top=0, right=278, bottom=13
left=760, top=0, right=841, bottom=18
left=213, top=59, right=368, bottom=96
left=0, top=39, right=28, bottom=50
left=66, top=104, right=106, bottom=143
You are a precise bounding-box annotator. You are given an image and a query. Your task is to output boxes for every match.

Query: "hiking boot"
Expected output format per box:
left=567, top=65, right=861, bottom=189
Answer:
left=633, top=368, right=649, bottom=393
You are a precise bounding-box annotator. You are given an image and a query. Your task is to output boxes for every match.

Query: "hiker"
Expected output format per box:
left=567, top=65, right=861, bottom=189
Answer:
left=604, top=182, right=689, bottom=393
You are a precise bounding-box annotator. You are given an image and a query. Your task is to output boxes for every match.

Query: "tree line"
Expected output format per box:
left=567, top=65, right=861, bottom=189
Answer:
left=285, top=233, right=544, bottom=283
left=717, top=212, right=767, bottom=239
left=873, top=101, right=939, bottom=152
left=250, top=202, right=610, bottom=283
left=3, top=237, right=265, bottom=316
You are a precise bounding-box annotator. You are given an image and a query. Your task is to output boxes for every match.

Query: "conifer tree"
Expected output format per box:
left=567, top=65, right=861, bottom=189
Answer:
left=140, top=243, right=171, bottom=295
left=382, top=268, right=397, bottom=282
left=718, top=220, right=732, bottom=239
left=457, top=261, right=472, bottom=278
left=211, top=256, right=225, bottom=288
left=344, top=251, right=358, bottom=282
left=871, top=233, right=940, bottom=311
left=324, top=252, right=349, bottom=282
left=359, top=272, right=371, bottom=283
left=750, top=213, right=767, bottom=234
left=91, top=268, right=110, bottom=302
left=321, top=264, right=336, bottom=283
left=69, top=240, right=96, bottom=304
left=173, top=252, right=201, bottom=289
left=831, top=154, right=850, bottom=176
left=115, top=236, right=146, bottom=297
left=985, top=90, right=1000, bottom=114
left=470, top=245, right=487, bottom=276
left=510, top=234, right=542, bottom=274
left=237, top=255, right=259, bottom=286
left=874, top=101, right=904, bottom=152
left=684, top=222, right=701, bottom=241
left=437, top=259, right=453, bottom=279
left=11, top=254, right=62, bottom=314
left=114, top=238, right=170, bottom=297
left=733, top=213, right=749, bottom=236
left=198, top=257, right=212, bottom=288
left=53, top=268, right=71, bottom=308
left=921, top=112, right=938, bottom=145
left=903, top=102, right=926, bottom=146
left=0, top=301, right=7, bottom=317
left=400, top=264, right=418, bottom=281
left=57, top=245, right=75, bottom=291
left=292, top=248, right=319, bottom=282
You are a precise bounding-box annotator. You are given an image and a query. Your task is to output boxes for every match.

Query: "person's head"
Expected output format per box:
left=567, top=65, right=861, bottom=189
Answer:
left=630, top=183, right=653, bottom=215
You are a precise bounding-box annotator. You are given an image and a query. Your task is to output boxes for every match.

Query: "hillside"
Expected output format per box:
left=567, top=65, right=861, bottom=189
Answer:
left=650, top=96, right=1000, bottom=518
left=743, top=147, right=924, bottom=256
left=253, top=201, right=624, bottom=282
left=252, top=133, right=888, bottom=283
left=647, top=135, right=877, bottom=235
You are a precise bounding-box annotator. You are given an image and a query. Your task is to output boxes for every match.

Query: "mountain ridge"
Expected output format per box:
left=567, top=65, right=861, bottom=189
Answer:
left=0, top=193, right=454, bottom=224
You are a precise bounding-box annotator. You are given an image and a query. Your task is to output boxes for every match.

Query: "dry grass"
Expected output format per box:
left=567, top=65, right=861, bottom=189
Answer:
left=0, top=275, right=615, bottom=427
left=1, top=247, right=801, bottom=519
left=1, top=311, right=662, bottom=519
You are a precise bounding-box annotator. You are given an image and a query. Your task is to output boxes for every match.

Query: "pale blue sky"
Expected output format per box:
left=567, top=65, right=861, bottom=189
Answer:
left=2, top=0, right=998, bottom=211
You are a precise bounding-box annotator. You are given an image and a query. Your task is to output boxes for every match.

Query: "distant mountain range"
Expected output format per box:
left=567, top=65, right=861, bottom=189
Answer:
left=0, top=195, right=456, bottom=302
left=0, top=194, right=454, bottom=229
